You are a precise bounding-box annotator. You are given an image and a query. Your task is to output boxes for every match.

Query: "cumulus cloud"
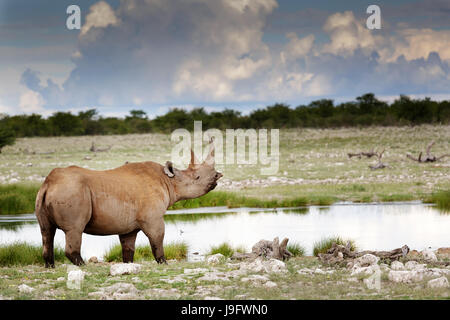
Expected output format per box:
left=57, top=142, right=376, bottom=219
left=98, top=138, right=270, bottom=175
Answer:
left=280, top=33, right=315, bottom=64
left=18, top=2, right=450, bottom=111
left=321, top=11, right=382, bottom=57
left=80, top=1, right=120, bottom=38
left=387, top=28, right=450, bottom=62
left=18, top=90, right=45, bottom=113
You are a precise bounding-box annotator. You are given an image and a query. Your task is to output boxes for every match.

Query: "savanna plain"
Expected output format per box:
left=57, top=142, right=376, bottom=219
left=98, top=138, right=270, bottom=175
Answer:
left=0, top=125, right=449, bottom=300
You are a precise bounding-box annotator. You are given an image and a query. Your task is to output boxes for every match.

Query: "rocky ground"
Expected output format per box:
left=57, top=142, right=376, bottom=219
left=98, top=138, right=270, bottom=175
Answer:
left=0, top=248, right=449, bottom=300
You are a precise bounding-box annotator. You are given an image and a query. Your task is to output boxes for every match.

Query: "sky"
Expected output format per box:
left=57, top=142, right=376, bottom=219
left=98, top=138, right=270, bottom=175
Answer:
left=1, top=0, right=449, bottom=118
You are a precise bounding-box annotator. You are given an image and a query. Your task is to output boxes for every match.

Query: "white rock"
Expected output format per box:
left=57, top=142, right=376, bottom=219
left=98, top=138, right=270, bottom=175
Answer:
left=239, top=258, right=287, bottom=274
left=265, top=259, right=287, bottom=273
left=427, top=277, right=449, bottom=289
left=426, top=268, right=450, bottom=277
left=18, top=284, right=35, bottom=294
left=207, top=254, right=225, bottom=265
left=388, top=270, right=424, bottom=283
left=314, top=268, right=326, bottom=274
left=104, top=283, right=138, bottom=295
left=421, top=249, right=438, bottom=262
left=351, top=264, right=380, bottom=276
left=240, top=259, right=265, bottom=273
left=264, top=281, right=278, bottom=288
left=388, top=271, right=411, bottom=283
left=241, top=275, right=270, bottom=284
left=390, top=261, right=405, bottom=270
left=405, top=261, right=426, bottom=271
left=67, top=269, right=85, bottom=290
left=110, top=263, right=142, bottom=276
left=204, top=296, right=224, bottom=300
left=198, top=272, right=230, bottom=282
left=363, top=277, right=380, bottom=290
left=355, top=254, right=379, bottom=267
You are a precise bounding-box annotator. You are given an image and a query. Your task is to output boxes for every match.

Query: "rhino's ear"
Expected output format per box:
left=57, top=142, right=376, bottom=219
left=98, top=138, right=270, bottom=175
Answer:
left=164, top=161, right=175, bottom=178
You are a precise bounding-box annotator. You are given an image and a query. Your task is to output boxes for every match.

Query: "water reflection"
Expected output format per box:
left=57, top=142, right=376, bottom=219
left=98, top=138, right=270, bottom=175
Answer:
left=283, top=207, right=309, bottom=215
left=0, top=203, right=449, bottom=260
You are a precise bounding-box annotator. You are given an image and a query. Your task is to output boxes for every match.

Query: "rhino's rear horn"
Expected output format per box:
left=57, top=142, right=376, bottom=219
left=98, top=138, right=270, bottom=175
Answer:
left=204, top=139, right=215, bottom=166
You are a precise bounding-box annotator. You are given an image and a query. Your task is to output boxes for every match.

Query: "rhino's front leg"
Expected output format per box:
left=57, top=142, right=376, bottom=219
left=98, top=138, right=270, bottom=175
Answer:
left=140, top=215, right=167, bottom=264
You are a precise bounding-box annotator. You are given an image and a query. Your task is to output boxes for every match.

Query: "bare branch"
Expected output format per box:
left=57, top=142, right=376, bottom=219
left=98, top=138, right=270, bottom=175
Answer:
left=406, top=141, right=447, bottom=163
left=426, top=140, right=435, bottom=156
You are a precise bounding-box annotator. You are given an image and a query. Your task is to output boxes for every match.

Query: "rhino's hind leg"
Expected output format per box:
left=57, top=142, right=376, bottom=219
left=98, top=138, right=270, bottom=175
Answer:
left=42, top=225, right=57, bottom=268
left=119, top=230, right=138, bottom=263
left=140, top=218, right=167, bottom=264
left=38, top=220, right=57, bottom=268
left=64, top=230, right=85, bottom=266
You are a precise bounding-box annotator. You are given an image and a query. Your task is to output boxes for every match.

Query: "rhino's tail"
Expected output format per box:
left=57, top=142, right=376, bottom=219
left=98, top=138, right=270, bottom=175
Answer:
left=35, top=181, right=49, bottom=217
left=35, top=181, right=57, bottom=268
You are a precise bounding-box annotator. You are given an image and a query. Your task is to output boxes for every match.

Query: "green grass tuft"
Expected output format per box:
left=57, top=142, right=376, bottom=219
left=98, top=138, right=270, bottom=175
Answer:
left=103, top=241, right=188, bottom=262
left=429, top=190, right=450, bottom=212
left=0, top=242, right=67, bottom=266
left=287, top=242, right=306, bottom=257
left=312, top=236, right=357, bottom=257
left=0, top=184, right=40, bottom=215
left=207, top=242, right=246, bottom=257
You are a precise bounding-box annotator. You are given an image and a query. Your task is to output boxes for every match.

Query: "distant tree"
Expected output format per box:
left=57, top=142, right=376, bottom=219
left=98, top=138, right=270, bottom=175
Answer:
left=152, top=108, right=192, bottom=132
left=125, top=109, right=152, bottom=133
left=0, top=127, right=16, bottom=153
left=392, top=95, right=433, bottom=124
left=355, top=93, right=389, bottom=118
left=0, top=93, right=447, bottom=136
left=128, top=110, right=147, bottom=119
left=78, top=109, right=102, bottom=135
left=308, top=99, right=334, bottom=118
left=78, top=109, right=98, bottom=120
left=49, top=112, right=83, bottom=136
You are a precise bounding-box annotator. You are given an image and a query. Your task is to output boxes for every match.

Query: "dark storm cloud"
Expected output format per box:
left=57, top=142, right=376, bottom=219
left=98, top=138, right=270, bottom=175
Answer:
left=3, top=0, right=450, bottom=114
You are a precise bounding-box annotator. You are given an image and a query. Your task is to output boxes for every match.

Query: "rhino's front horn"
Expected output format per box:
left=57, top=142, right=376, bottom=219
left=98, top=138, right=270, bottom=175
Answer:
left=189, top=149, right=200, bottom=167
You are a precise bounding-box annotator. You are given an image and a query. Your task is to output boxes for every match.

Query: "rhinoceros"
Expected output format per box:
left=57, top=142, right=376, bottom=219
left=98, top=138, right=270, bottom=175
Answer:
left=35, top=141, right=222, bottom=267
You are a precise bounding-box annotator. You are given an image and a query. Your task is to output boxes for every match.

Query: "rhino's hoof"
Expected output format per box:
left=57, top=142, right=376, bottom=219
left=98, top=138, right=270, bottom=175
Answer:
left=156, top=257, right=167, bottom=264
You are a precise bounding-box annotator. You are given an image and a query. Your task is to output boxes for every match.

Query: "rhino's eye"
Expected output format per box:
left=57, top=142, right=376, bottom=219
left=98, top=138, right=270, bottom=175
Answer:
left=195, top=175, right=200, bottom=180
